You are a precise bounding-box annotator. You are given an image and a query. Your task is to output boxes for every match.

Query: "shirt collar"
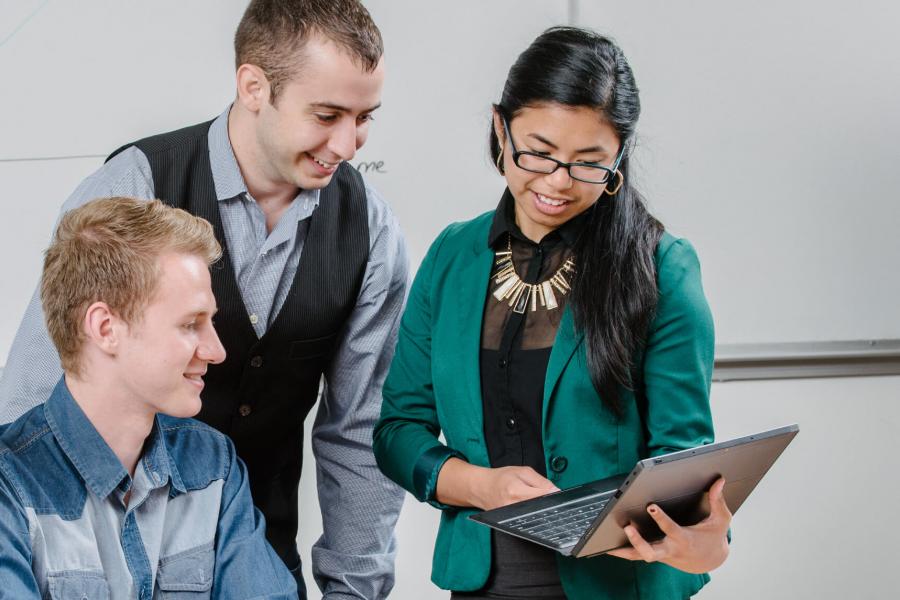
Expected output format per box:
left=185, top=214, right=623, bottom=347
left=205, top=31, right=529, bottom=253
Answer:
left=487, top=188, right=593, bottom=249
left=43, top=378, right=184, bottom=499
left=142, top=417, right=186, bottom=496
left=207, top=105, right=248, bottom=201
left=207, top=104, right=320, bottom=218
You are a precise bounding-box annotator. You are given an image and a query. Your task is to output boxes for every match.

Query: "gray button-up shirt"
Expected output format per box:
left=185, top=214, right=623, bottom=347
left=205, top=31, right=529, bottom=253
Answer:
left=0, top=106, right=409, bottom=599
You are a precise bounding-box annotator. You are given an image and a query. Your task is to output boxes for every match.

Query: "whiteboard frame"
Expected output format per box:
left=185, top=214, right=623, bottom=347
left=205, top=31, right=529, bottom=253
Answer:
left=713, top=340, right=900, bottom=381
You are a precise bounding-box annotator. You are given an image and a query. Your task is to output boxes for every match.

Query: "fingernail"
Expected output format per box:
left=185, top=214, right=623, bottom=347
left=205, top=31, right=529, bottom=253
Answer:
left=648, top=505, right=657, bottom=514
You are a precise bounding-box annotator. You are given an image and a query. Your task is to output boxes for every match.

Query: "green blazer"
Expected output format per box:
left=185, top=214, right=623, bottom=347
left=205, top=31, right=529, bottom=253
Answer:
left=374, top=210, right=716, bottom=600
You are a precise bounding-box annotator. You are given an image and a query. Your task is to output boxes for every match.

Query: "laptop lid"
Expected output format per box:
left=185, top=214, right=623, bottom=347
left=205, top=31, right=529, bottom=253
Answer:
left=571, top=424, right=799, bottom=557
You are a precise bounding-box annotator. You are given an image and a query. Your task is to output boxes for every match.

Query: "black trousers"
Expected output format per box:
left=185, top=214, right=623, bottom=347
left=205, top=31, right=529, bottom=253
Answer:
left=450, top=532, right=567, bottom=599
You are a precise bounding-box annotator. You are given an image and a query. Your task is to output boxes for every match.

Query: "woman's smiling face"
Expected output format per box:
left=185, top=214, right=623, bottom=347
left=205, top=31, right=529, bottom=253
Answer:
left=495, top=103, right=621, bottom=242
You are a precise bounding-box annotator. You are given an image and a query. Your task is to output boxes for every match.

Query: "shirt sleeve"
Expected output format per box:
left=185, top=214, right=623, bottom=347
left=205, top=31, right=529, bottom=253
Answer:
left=0, top=469, right=41, bottom=598
left=641, top=238, right=716, bottom=456
left=310, top=182, right=409, bottom=600
left=0, top=147, right=155, bottom=424
left=211, top=440, right=298, bottom=600
left=372, top=225, right=466, bottom=510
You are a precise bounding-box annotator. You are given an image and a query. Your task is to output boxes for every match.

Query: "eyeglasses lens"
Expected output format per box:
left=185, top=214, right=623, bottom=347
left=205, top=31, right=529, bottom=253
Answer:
left=516, top=154, right=610, bottom=184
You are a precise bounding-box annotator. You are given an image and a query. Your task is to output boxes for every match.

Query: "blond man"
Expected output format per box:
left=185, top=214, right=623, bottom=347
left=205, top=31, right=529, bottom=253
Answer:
left=0, top=198, right=296, bottom=599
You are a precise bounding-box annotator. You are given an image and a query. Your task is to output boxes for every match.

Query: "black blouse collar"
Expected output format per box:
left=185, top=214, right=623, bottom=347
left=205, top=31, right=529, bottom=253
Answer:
left=487, top=189, right=593, bottom=249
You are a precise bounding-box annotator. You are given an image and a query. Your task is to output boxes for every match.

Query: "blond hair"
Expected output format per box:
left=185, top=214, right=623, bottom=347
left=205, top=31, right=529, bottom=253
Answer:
left=234, top=0, right=383, bottom=102
left=41, top=197, right=222, bottom=375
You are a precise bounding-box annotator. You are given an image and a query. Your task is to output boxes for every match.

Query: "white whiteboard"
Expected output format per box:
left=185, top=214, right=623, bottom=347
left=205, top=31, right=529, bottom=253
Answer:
left=1, top=0, right=898, bottom=366
left=573, top=1, right=900, bottom=345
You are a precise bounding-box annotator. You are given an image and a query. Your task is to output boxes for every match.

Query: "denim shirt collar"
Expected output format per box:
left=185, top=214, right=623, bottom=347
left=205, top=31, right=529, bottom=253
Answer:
left=43, top=378, right=186, bottom=499
left=141, top=420, right=187, bottom=497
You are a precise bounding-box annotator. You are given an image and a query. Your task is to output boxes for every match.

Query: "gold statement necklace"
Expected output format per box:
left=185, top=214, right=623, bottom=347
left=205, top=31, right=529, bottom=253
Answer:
left=492, top=234, right=575, bottom=314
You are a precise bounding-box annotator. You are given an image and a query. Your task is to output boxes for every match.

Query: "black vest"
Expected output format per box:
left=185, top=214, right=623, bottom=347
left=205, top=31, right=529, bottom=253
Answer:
left=108, top=120, right=370, bottom=565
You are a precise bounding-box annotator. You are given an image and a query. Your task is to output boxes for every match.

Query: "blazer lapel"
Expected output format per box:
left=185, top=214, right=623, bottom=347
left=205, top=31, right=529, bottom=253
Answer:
left=451, top=239, right=494, bottom=436
left=542, top=307, right=585, bottom=424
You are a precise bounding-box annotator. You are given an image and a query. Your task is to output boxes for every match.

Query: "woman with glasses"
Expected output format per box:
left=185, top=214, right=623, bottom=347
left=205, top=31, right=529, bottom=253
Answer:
left=374, top=27, right=730, bottom=599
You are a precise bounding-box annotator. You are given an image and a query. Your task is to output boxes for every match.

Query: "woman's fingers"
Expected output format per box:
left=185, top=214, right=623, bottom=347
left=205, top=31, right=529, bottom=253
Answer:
left=646, top=504, right=681, bottom=539
left=621, top=523, right=663, bottom=563
left=608, top=478, right=732, bottom=571
left=515, top=467, right=560, bottom=493
left=708, top=477, right=732, bottom=522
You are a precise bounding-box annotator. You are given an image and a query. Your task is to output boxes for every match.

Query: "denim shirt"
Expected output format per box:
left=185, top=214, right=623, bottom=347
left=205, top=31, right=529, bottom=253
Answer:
left=0, top=379, right=297, bottom=600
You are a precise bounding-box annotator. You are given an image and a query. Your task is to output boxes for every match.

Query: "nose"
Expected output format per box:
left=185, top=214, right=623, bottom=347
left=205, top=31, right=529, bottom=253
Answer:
left=328, top=119, right=358, bottom=161
left=198, top=324, right=226, bottom=365
left=545, top=165, right=575, bottom=191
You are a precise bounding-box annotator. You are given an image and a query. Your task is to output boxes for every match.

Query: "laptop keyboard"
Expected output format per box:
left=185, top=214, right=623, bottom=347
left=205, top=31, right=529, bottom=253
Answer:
left=500, top=493, right=612, bottom=548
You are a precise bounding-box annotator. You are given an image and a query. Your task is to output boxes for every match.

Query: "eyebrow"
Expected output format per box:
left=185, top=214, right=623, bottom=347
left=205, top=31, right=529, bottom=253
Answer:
left=526, top=133, right=606, bottom=155
left=184, top=306, right=218, bottom=320
left=310, top=102, right=382, bottom=113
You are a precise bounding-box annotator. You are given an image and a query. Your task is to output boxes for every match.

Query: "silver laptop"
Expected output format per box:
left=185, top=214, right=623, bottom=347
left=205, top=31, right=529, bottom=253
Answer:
left=469, top=424, right=798, bottom=558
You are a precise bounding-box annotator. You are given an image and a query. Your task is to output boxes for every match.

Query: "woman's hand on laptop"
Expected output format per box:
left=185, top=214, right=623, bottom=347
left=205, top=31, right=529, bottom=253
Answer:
left=606, top=477, right=732, bottom=573
left=436, top=458, right=560, bottom=510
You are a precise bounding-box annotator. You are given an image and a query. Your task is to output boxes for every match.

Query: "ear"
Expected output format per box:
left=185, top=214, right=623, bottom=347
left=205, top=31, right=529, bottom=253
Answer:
left=82, top=301, right=121, bottom=358
left=235, top=64, right=270, bottom=113
left=491, top=106, right=505, bottom=146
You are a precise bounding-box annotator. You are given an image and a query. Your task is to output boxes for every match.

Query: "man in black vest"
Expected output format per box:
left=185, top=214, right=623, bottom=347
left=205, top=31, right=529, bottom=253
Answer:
left=0, top=2, right=408, bottom=599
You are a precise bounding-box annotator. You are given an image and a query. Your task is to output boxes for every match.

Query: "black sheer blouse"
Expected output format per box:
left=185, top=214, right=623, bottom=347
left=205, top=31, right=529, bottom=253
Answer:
left=480, top=191, right=590, bottom=476
left=462, top=191, right=591, bottom=599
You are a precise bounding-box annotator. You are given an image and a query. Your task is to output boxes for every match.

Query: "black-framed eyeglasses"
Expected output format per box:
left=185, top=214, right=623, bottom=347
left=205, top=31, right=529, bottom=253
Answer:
left=501, top=116, right=625, bottom=185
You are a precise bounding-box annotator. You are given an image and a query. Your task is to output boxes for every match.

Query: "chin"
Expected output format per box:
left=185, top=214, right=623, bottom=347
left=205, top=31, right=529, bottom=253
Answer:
left=297, top=172, right=334, bottom=191
left=163, top=396, right=203, bottom=419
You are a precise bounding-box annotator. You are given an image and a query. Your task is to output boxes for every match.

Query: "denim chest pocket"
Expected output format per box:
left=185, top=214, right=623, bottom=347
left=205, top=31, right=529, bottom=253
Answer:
left=47, top=570, right=110, bottom=600
left=155, top=543, right=214, bottom=599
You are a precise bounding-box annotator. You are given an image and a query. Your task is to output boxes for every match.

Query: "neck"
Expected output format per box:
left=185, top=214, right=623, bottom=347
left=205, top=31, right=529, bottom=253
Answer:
left=515, top=216, right=552, bottom=244
left=64, top=372, right=155, bottom=478
left=227, top=103, right=298, bottom=212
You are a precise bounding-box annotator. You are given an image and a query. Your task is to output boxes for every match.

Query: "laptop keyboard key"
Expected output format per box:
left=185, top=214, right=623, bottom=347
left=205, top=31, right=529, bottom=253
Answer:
left=503, top=494, right=612, bottom=547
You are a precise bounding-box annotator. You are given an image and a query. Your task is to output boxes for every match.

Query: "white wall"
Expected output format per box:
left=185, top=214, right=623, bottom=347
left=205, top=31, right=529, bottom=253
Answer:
left=0, top=0, right=248, bottom=360
left=702, top=376, right=900, bottom=599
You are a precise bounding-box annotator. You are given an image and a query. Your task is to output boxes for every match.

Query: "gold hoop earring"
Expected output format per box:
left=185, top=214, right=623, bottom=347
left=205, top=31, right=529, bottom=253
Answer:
left=496, top=145, right=504, bottom=170
left=605, top=169, right=624, bottom=195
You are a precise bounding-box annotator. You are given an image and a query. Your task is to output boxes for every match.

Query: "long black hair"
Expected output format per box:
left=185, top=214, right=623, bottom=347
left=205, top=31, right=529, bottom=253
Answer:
left=490, top=27, right=663, bottom=414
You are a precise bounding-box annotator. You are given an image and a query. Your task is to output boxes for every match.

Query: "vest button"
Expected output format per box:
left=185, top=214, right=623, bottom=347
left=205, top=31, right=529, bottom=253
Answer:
left=506, top=418, right=516, bottom=429
left=238, top=404, right=252, bottom=417
left=550, top=455, right=568, bottom=473
left=250, top=356, right=263, bottom=368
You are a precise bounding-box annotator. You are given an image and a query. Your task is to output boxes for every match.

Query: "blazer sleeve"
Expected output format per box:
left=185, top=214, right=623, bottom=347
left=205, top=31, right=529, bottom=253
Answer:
left=641, top=238, right=716, bottom=456
left=373, top=226, right=466, bottom=507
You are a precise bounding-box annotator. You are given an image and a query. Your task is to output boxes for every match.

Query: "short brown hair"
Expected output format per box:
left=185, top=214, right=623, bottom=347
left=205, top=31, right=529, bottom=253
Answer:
left=234, top=0, right=383, bottom=102
left=41, top=197, right=222, bottom=375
